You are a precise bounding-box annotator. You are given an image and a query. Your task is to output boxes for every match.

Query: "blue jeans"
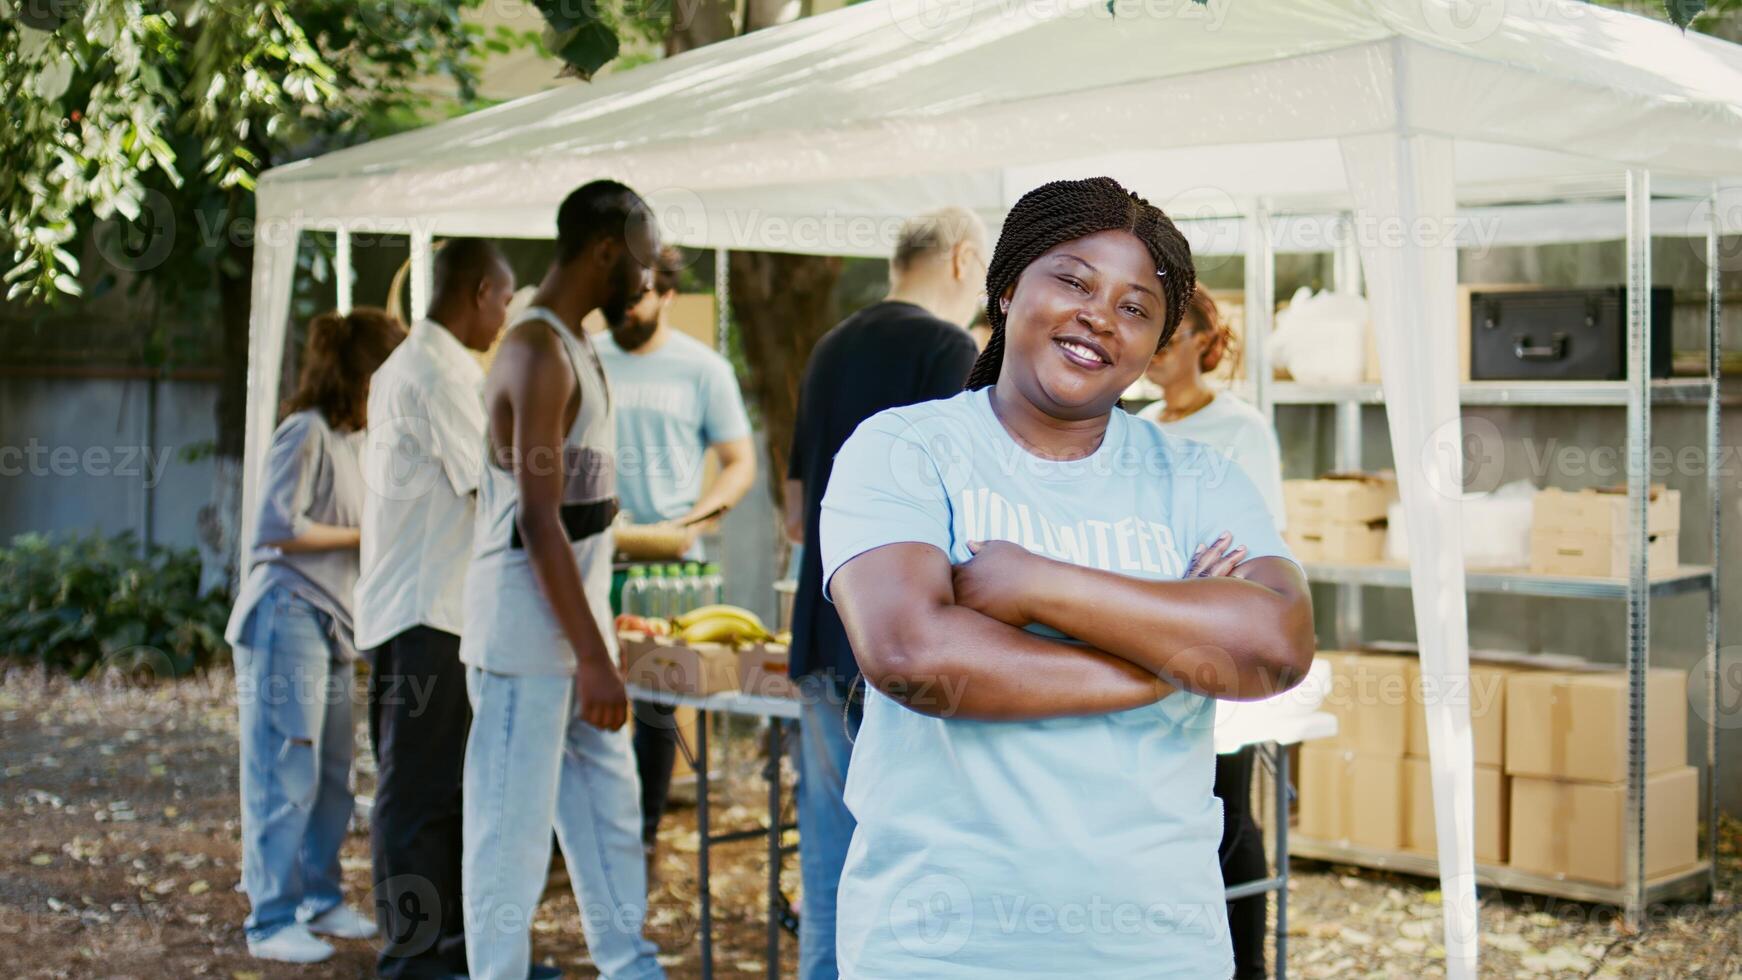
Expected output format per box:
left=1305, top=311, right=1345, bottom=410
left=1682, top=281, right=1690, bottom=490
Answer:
left=233, top=585, right=357, bottom=943
left=460, top=667, right=664, bottom=980
left=796, top=674, right=863, bottom=980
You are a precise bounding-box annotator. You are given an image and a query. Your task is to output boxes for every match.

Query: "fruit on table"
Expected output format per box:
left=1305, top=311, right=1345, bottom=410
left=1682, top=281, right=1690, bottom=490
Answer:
left=676, top=604, right=771, bottom=645
left=615, top=614, right=672, bottom=636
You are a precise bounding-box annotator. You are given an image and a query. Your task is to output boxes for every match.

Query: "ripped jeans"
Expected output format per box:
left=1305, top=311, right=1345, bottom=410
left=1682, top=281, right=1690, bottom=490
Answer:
left=233, top=585, right=356, bottom=943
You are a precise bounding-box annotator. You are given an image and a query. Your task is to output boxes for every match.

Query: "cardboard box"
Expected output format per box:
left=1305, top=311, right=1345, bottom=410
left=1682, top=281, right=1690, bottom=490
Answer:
left=1529, top=484, right=1681, bottom=577
left=1531, top=485, right=1680, bottom=539
left=737, top=642, right=797, bottom=699
left=1286, top=520, right=1386, bottom=563
left=1283, top=473, right=1398, bottom=526
left=623, top=634, right=739, bottom=696
left=1529, top=526, right=1678, bottom=578
left=1404, top=758, right=1510, bottom=864
left=1505, top=669, right=1687, bottom=782
left=1508, top=766, right=1698, bottom=886
left=1406, top=662, right=1515, bottom=767
left=1318, top=652, right=1413, bottom=757
left=1299, top=746, right=1405, bottom=850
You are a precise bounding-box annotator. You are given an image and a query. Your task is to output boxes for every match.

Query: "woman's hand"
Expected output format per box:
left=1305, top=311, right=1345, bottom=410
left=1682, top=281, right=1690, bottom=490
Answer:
left=1184, top=531, right=1249, bottom=579
left=951, top=539, right=1050, bottom=627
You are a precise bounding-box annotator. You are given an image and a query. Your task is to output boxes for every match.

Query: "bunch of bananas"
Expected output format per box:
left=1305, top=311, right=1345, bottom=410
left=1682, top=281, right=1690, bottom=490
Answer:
left=676, top=604, right=771, bottom=645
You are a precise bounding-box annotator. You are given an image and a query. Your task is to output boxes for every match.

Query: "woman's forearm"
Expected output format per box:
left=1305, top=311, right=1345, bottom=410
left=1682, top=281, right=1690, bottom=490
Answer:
left=264, top=521, right=359, bottom=553
left=1026, top=558, right=1314, bottom=701
left=833, top=545, right=1174, bottom=721
left=860, top=604, right=1172, bottom=721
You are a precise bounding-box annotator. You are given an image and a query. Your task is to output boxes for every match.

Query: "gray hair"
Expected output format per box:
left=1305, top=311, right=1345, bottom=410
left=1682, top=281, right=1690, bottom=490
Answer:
left=891, top=206, right=987, bottom=272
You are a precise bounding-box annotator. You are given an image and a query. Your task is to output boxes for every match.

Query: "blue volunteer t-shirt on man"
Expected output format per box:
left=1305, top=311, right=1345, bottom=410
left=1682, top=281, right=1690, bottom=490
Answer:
left=598, top=329, right=751, bottom=525
left=819, top=386, right=1295, bottom=979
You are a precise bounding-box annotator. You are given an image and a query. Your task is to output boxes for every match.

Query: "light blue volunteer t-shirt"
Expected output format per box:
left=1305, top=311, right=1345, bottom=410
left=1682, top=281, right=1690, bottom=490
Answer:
left=820, top=386, right=1294, bottom=979
left=597, top=330, right=751, bottom=524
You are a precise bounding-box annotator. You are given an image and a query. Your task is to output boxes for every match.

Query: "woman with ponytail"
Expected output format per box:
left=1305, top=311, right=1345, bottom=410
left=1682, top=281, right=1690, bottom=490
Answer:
left=226, top=307, right=404, bottom=964
left=821, top=178, right=1314, bottom=976
left=1139, top=289, right=1287, bottom=979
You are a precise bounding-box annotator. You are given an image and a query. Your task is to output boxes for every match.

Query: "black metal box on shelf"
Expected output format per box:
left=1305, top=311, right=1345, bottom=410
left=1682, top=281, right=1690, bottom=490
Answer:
left=1469, top=287, right=1673, bottom=381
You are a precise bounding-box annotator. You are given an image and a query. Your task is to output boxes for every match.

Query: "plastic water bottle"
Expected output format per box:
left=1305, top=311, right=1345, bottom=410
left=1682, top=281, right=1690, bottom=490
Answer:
left=701, top=562, right=724, bottom=606
left=644, top=563, right=661, bottom=616
left=622, top=565, right=650, bottom=618
left=682, top=561, right=703, bottom=614
left=664, top=563, right=689, bottom=616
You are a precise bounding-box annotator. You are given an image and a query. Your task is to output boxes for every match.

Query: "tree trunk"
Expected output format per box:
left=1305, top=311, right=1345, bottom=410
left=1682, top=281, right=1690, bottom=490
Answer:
left=726, top=250, right=843, bottom=494
left=198, top=223, right=252, bottom=595
left=666, top=0, right=736, bottom=54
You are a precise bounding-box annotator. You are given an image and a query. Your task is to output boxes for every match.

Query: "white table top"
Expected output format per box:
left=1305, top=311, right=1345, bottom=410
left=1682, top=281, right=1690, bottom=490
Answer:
left=629, top=684, right=1339, bottom=752
left=1214, top=708, right=1338, bottom=754
left=629, top=685, right=804, bottom=720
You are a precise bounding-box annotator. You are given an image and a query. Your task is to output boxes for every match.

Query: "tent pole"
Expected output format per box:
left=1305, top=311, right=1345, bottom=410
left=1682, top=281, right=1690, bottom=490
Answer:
left=410, top=230, right=434, bottom=324
left=1621, top=168, right=1652, bottom=931
left=715, top=248, right=731, bottom=356
left=335, top=228, right=354, bottom=315
left=1703, top=185, right=1723, bottom=904
left=1332, top=218, right=1364, bottom=648
left=1243, top=202, right=1275, bottom=425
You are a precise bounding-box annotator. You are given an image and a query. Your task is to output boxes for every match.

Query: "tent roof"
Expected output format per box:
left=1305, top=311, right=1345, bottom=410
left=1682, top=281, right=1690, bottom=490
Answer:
left=258, top=0, right=1742, bottom=252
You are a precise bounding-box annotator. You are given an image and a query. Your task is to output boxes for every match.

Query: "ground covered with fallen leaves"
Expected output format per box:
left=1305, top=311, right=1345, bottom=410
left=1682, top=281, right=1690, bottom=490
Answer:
left=1, top=668, right=1737, bottom=979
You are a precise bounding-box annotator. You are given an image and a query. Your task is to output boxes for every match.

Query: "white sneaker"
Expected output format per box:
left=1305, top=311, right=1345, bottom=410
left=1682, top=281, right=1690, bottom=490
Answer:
left=248, top=923, right=335, bottom=963
left=306, top=903, right=379, bottom=940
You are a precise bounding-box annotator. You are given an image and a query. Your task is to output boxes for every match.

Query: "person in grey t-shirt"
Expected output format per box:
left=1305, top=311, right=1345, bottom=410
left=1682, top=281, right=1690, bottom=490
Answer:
left=226, top=307, right=404, bottom=965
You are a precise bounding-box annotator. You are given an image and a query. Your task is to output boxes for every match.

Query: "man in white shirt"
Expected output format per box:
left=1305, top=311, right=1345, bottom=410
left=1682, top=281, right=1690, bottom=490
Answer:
left=357, top=238, right=513, bottom=980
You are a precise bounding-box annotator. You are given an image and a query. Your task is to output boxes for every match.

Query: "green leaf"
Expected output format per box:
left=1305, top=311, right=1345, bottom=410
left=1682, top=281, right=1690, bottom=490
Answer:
left=553, top=21, right=620, bottom=81
left=1665, top=0, right=1706, bottom=27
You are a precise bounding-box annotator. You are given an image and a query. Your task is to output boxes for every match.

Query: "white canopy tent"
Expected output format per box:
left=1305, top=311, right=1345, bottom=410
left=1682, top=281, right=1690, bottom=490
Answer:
left=247, top=0, right=1742, bottom=973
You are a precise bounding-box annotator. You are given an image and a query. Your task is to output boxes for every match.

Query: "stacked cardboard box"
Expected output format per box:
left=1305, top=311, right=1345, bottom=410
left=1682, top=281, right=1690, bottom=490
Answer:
left=1529, top=485, right=1680, bottom=578
left=620, top=631, right=740, bottom=696
left=1505, top=669, right=1696, bottom=886
left=737, top=641, right=798, bottom=699
left=1299, top=652, right=1411, bottom=849
left=1403, top=661, right=1518, bottom=864
left=1283, top=474, right=1396, bottom=563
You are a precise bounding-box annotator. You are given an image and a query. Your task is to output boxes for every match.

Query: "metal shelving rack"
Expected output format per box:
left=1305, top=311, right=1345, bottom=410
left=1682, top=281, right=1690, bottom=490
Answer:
left=1237, top=174, right=1724, bottom=928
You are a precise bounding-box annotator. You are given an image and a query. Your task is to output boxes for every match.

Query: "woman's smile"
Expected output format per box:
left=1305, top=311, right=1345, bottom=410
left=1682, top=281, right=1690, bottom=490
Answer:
left=1054, top=333, right=1113, bottom=370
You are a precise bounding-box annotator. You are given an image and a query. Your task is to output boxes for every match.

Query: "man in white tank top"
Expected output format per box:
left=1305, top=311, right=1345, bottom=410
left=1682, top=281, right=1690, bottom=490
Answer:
left=458, top=181, right=666, bottom=980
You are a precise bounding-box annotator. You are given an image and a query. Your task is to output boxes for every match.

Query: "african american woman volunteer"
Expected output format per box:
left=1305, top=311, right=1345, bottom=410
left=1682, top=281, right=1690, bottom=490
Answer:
left=821, top=178, right=1315, bottom=978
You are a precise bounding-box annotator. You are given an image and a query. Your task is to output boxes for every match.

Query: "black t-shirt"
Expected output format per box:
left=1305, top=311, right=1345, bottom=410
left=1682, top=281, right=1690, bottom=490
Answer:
left=788, top=301, right=979, bottom=692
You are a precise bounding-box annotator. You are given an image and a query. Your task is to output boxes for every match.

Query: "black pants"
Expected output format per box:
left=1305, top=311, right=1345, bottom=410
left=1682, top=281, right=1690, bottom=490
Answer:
left=367, top=626, right=471, bottom=979
left=631, top=698, right=678, bottom=846
left=1216, top=745, right=1268, bottom=979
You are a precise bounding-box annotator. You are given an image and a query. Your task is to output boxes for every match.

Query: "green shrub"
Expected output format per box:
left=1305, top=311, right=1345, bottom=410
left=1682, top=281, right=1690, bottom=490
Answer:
left=0, top=531, right=231, bottom=678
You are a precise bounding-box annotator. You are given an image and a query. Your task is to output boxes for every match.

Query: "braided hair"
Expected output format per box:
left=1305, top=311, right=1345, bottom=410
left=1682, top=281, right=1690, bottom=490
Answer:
left=965, top=177, right=1196, bottom=391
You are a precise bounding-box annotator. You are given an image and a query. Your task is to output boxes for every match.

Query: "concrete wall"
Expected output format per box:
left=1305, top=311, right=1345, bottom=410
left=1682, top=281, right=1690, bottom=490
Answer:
left=0, top=374, right=218, bottom=552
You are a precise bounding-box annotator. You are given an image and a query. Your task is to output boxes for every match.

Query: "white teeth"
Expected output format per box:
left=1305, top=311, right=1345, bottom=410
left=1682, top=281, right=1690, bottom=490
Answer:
left=1059, top=340, right=1103, bottom=364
